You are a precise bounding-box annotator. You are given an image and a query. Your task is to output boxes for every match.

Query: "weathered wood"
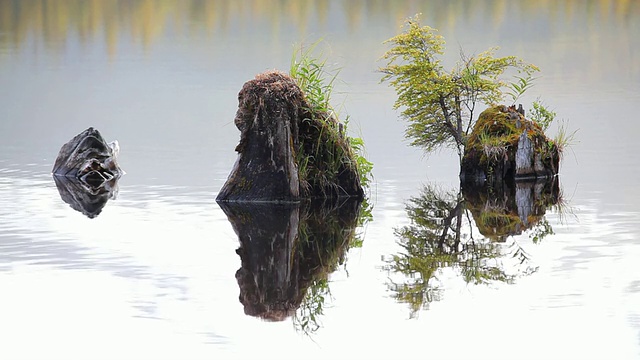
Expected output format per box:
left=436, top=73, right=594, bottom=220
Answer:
left=217, top=71, right=363, bottom=203
left=515, top=130, right=535, bottom=178
left=217, top=72, right=301, bottom=202
left=52, top=127, right=123, bottom=218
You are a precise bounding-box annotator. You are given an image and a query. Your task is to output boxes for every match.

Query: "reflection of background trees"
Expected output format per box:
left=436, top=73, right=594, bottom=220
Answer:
left=385, top=179, right=560, bottom=318
left=219, top=198, right=366, bottom=335
left=1, top=0, right=636, bottom=70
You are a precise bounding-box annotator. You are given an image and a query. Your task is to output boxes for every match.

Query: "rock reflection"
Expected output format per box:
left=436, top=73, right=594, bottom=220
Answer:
left=52, top=127, right=124, bottom=218
left=386, top=178, right=561, bottom=318
left=218, top=198, right=364, bottom=334
left=53, top=175, right=119, bottom=219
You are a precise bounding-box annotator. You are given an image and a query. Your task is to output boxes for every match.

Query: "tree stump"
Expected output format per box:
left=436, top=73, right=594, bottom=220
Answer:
left=461, top=105, right=560, bottom=185
left=216, top=71, right=364, bottom=203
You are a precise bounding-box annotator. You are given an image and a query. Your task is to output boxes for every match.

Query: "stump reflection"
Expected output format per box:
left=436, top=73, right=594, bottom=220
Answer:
left=218, top=198, right=363, bottom=333
left=386, top=178, right=562, bottom=318
left=462, top=177, right=560, bottom=242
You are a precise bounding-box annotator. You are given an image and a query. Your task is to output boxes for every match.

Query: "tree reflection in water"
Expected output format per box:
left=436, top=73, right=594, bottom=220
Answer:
left=218, top=198, right=368, bottom=335
left=385, top=178, right=562, bottom=318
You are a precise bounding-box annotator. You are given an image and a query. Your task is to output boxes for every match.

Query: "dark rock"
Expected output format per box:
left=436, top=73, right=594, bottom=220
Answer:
left=217, top=71, right=363, bottom=203
left=53, top=127, right=123, bottom=181
left=52, top=127, right=123, bottom=217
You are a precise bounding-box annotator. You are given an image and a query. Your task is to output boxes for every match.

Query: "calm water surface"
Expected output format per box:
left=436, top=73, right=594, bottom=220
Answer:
left=1, top=1, right=639, bottom=359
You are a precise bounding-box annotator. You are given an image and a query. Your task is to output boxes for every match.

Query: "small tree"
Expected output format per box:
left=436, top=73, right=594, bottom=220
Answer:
left=379, top=15, right=539, bottom=162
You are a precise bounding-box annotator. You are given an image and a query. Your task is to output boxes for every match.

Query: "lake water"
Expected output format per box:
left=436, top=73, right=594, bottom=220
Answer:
left=1, top=1, right=639, bottom=359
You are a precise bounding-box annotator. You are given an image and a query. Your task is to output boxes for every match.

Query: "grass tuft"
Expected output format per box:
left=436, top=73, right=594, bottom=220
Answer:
left=289, top=40, right=374, bottom=197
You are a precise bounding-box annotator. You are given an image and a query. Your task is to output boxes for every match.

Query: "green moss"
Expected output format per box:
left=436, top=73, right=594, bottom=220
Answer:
left=463, top=105, right=559, bottom=177
left=467, top=106, right=520, bottom=165
left=294, top=114, right=357, bottom=197
left=237, top=176, right=253, bottom=190
left=289, top=44, right=370, bottom=199
left=479, top=211, right=522, bottom=239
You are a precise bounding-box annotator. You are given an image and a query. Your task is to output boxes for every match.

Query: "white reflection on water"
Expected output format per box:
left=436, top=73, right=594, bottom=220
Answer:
left=1, top=0, right=640, bottom=359
left=0, top=169, right=238, bottom=357
left=1, top=166, right=640, bottom=360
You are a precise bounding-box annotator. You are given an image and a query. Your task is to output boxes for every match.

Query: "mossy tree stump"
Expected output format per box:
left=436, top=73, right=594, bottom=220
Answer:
left=217, top=71, right=364, bottom=203
left=460, top=105, right=560, bottom=185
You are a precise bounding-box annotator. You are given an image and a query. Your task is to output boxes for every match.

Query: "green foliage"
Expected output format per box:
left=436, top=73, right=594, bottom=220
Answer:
left=290, top=40, right=339, bottom=116
left=529, top=98, right=556, bottom=131
left=292, top=199, right=371, bottom=334
left=291, top=199, right=365, bottom=336
left=290, top=41, right=374, bottom=196
left=384, top=185, right=521, bottom=317
left=379, top=14, right=539, bottom=160
left=294, top=278, right=331, bottom=336
left=384, top=182, right=563, bottom=317
left=554, top=119, right=578, bottom=157
left=506, top=74, right=538, bottom=105
left=529, top=217, right=554, bottom=244
left=346, top=125, right=374, bottom=189
left=527, top=101, right=577, bottom=166
left=478, top=130, right=508, bottom=163
left=347, top=128, right=374, bottom=248
left=289, top=44, right=375, bottom=332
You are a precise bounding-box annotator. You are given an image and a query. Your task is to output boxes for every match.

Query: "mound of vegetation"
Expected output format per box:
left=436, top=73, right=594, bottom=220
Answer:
left=461, top=105, right=560, bottom=184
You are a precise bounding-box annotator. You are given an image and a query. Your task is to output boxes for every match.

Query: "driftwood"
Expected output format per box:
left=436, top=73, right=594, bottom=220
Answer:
left=52, top=127, right=123, bottom=218
left=219, top=198, right=361, bottom=321
left=217, top=71, right=363, bottom=203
